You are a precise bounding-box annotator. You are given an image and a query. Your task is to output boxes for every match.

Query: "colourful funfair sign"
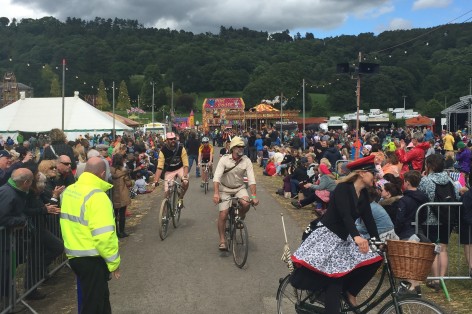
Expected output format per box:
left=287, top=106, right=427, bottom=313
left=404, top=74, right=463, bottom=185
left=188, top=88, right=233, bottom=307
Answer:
left=203, top=98, right=245, bottom=109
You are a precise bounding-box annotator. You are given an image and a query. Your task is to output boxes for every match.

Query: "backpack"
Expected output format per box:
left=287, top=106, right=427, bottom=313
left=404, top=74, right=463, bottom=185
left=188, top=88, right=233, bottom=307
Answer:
left=433, top=181, right=458, bottom=227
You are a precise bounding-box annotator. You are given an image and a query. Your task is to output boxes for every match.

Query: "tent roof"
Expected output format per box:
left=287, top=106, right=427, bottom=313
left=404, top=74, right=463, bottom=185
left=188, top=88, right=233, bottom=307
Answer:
left=0, top=93, right=132, bottom=133
left=405, top=115, right=433, bottom=126
left=104, top=112, right=140, bottom=127
left=251, top=103, right=279, bottom=112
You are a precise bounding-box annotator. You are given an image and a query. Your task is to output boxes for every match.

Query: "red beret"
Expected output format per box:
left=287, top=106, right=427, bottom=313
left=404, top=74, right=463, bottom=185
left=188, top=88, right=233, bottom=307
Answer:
left=346, top=155, right=377, bottom=172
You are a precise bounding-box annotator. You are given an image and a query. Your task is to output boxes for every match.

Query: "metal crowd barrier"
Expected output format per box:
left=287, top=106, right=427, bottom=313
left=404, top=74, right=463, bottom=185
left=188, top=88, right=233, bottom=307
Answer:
left=414, top=202, right=471, bottom=301
left=1, top=214, right=67, bottom=314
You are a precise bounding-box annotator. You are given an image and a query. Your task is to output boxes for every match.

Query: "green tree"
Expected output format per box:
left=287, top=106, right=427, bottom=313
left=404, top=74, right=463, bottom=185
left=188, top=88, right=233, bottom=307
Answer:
left=311, top=100, right=328, bottom=116
left=50, top=76, right=61, bottom=96
left=117, top=80, right=131, bottom=110
left=96, top=80, right=110, bottom=110
left=416, top=99, right=444, bottom=117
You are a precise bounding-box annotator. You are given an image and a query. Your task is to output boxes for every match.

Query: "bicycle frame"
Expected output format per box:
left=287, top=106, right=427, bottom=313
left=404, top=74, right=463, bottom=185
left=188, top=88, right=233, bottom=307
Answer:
left=277, top=239, right=444, bottom=314
left=158, top=176, right=183, bottom=240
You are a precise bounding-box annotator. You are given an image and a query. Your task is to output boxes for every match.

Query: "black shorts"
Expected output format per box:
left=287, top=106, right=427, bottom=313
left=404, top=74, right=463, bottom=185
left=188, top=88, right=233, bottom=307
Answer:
left=201, top=158, right=210, bottom=164
left=422, top=224, right=453, bottom=244
left=459, top=224, right=472, bottom=245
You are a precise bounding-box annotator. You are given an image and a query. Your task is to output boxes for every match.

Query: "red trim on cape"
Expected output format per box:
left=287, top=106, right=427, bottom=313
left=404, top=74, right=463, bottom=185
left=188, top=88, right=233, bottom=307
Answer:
left=291, top=255, right=383, bottom=278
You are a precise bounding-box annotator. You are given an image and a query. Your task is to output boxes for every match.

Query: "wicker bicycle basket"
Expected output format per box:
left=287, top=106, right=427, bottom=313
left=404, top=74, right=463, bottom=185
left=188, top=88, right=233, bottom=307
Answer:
left=386, top=239, right=435, bottom=281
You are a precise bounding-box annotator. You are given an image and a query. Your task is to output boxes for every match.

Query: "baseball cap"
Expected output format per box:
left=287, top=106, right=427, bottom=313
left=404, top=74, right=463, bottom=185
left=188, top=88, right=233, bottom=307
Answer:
left=166, top=132, right=176, bottom=139
left=0, top=150, right=12, bottom=158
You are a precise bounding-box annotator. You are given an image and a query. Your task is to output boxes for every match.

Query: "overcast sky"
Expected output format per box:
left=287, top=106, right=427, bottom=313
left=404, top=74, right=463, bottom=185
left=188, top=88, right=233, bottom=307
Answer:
left=1, top=0, right=471, bottom=37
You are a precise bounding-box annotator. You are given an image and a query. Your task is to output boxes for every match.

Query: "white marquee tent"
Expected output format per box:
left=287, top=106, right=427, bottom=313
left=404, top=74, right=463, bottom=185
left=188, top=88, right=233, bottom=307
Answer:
left=0, top=91, right=132, bottom=141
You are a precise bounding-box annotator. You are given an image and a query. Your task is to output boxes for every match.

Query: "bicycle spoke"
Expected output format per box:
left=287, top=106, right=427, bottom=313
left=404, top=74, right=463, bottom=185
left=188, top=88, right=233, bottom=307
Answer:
left=158, top=199, right=170, bottom=240
left=232, top=220, right=248, bottom=268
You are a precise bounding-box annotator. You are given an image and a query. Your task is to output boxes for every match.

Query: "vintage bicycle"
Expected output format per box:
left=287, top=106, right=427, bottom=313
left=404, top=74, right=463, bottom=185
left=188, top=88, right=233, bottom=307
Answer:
left=220, top=196, right=255, bottom=268
left=276, top=238, right=445, bottom=314
left=200, top=163, right=211, bottom=194
left=157, top=176, right=183, bottom=240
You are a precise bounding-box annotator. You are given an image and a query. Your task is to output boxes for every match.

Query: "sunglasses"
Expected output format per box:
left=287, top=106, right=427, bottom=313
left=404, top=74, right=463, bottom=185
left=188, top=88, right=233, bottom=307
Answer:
left=49, top=166, right=57, bottom=170
left=167, top=138, right=176, bottom=141
left=61, top=162, right=71, bottom=166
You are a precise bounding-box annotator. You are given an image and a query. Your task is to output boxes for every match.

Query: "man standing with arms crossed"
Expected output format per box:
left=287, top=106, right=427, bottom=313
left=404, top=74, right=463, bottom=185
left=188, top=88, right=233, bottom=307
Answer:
left=60, top=157, right=120, bottom=314
left=212, top=137, right=259, bottom=251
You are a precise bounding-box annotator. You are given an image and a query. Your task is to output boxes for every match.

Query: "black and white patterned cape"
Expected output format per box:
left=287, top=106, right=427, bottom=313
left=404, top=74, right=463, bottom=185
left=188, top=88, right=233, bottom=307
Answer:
left=291, top=222, right=383, bottom=278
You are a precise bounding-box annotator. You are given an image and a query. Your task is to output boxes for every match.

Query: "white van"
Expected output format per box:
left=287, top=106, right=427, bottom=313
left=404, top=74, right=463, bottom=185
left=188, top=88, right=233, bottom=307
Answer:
left=143, top=122, right=167, bottom=139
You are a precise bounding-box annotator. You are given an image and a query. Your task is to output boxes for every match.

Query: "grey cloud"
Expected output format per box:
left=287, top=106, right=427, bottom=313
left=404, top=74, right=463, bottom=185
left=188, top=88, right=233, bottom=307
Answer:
left=12, top=0, right=390, bottom=34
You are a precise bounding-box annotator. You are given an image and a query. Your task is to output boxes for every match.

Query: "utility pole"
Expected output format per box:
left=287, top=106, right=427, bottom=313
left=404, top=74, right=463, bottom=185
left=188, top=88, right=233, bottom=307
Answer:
left=61, top=59, right=66, bottom=130
left=151, top=80, right=155, bottom=125
left=302, top=79, right=306, bottom=150
left=112, top=81, right=116, bottom=138
left=280, top=92, right=283, bottom=140
left=403, top=95, right=407, bottom=111
left=355, top=52, right=362, bottom=159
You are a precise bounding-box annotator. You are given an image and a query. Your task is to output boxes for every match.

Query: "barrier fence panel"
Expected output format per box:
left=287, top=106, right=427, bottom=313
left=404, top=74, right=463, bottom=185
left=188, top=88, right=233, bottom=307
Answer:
left=1, top=213, right=67, bottom=314
left=1, top=226, right=13, bottom=314
left=415, top=202, right=471, bottom=300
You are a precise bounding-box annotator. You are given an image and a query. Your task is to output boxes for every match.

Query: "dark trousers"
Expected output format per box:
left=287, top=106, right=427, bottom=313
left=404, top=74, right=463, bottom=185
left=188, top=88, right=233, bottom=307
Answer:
left=299, top=192, right=324, bottom=207
left=188, top=154, right=200, bottom=176
left=26, top=228, right=64, bottom=290
left=291, top=260, right=382, bottom=313
left=249, top=147, right=257, bottom=162
left=114, top=207, right=127, bottom=234
left=69, top=256, right=112, bottom=314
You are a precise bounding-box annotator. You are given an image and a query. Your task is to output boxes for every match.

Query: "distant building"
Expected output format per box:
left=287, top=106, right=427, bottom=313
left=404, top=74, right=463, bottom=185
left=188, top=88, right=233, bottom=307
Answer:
left=0, top=72, right=34, bottom=108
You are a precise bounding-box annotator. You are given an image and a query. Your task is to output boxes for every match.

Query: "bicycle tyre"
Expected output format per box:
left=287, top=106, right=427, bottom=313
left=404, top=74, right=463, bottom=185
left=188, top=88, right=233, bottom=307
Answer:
left=378, top=297, right=445, bottom=314
left=225, top=216, right=232, bottom=251
left=158, top=199, right=170, bottom=240
left=232, top=219, right=249, bottom=268
left=172, top=185, right=180, bottom=228
left=276, top=274, right=324, bottom=314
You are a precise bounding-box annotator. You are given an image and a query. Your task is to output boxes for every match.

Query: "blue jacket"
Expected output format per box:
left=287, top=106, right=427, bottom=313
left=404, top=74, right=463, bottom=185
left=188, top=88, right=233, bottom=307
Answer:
left=356, top=202, right=394, bottom=238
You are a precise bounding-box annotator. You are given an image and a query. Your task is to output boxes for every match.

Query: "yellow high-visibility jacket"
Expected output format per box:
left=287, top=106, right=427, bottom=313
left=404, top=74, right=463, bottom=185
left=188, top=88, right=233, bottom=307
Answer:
left=60, top=172, right=120, bottom=272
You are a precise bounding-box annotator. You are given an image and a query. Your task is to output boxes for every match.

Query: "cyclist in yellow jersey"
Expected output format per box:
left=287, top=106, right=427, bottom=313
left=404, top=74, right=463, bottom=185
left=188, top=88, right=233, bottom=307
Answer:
left=198, top=137, right=214, bottom=188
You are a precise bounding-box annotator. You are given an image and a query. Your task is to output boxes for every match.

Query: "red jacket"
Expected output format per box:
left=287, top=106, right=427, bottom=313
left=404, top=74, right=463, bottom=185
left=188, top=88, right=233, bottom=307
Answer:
left=265, top=161, right=276, bottom=176
left=395, top=142, right=430, bottom=174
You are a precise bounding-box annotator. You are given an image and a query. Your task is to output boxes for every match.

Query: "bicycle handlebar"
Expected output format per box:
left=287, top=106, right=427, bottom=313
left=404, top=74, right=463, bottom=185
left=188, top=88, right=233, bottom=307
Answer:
left=218, top=196, right=257, bottom=209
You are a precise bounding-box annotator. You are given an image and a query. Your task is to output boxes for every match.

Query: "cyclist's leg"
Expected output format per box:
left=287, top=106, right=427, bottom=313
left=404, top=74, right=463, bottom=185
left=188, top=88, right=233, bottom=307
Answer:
left=201, top=163, right=207, bottom=186
left=235, top=188, right=250, bottom=219
left=174, top=168, right=188, bottom=198
left=218, top=192, right=231, bottom=247
left=343, top=260, right=382, bottom=306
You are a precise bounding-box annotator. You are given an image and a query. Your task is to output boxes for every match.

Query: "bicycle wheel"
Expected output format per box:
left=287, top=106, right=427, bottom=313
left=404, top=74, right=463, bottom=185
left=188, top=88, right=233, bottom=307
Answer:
left=232, top=219, right=248, bottom=268
left=158, top=199, right=171, bottom=240
left=172, top=185, right=181, bottom=228
left=204, top=180, right=209, bottom=194
left=225, top=216, right=232, bottom=251
left=378, top=298, right=445, bottom=314
left=276, top=274, right=324, bottom=314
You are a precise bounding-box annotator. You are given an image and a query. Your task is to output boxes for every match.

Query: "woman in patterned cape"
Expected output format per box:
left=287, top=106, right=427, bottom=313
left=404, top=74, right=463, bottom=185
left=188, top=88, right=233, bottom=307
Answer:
left=290, top=155, right=383, bottom=313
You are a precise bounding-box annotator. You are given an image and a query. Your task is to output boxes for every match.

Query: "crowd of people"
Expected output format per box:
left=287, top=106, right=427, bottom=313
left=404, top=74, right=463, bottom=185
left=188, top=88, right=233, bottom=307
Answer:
left=2, top=123, right=472, bottom=312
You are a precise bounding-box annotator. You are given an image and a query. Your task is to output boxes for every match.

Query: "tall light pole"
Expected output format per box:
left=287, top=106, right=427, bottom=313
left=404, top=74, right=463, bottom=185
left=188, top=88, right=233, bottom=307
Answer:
left=112, top=81, right=116, bottom=138
left=403, top=95, right=407, bottom=112
left=280, top=92, right=283, bottom=139
left=61, top=58, right=66, bottom=130
left=151, top=80, right=155, bottom=125
left=302, top=79, right=306, bottom=149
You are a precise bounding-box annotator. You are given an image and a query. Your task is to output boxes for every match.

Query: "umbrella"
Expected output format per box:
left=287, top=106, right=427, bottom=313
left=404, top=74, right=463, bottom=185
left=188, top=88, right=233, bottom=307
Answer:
left=280, top=213, right=294, bottom=273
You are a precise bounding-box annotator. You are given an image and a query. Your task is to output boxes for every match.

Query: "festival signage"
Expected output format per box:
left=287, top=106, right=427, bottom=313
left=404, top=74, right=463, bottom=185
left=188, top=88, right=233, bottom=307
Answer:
left=203, top=98, right=245, bottom=109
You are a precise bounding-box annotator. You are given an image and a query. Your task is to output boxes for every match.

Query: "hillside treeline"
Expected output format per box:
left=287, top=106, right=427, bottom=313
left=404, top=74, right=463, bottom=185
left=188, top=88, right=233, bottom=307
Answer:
left=0, top=16, right=471, bottom=116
